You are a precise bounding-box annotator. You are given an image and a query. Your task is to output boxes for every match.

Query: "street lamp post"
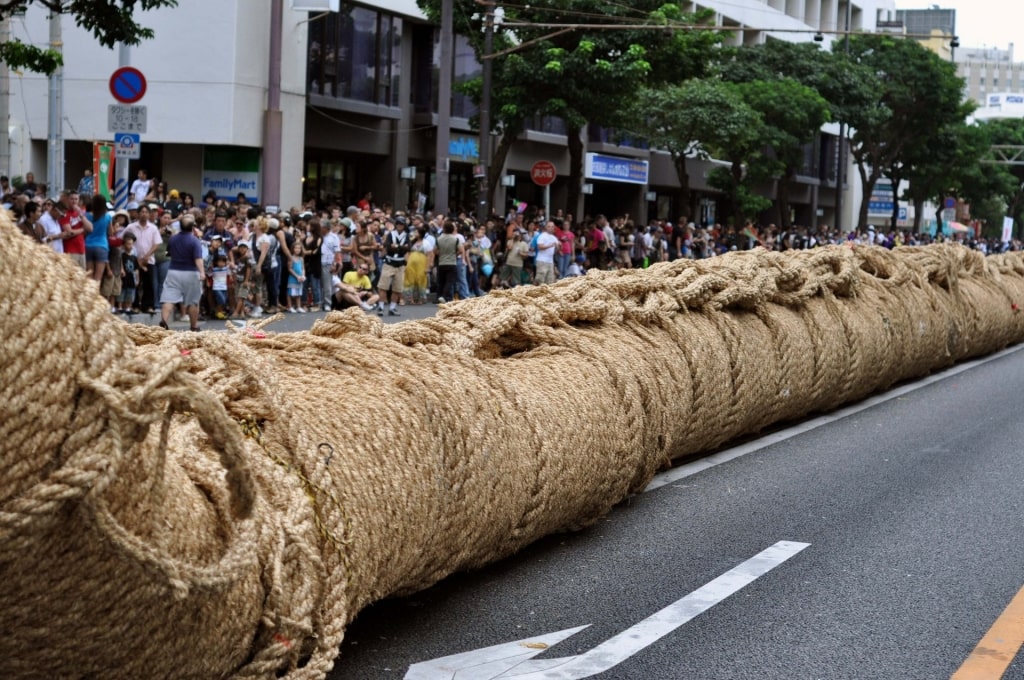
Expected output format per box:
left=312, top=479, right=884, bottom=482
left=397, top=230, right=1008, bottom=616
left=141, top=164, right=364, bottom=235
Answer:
left=475, top=0, right=495, bottom=223
left=834, top=0, right=852, bottom=233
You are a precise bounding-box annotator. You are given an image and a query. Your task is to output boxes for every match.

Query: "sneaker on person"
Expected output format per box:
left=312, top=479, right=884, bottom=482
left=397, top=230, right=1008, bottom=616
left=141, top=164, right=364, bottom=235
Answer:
left=388, top=307, right=400, bottom=316
left=436, top=296, right=446, bottom=304
left=360, top=302, right=375, bottom=312
left=298, top=306, right=307, bottom=313
left=322, top=304, right=331, bottom=312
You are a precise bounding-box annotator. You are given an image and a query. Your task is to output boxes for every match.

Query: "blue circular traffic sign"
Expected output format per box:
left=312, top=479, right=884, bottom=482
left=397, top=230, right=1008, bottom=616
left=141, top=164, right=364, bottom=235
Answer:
left=109, top=67, right=147, bottom=104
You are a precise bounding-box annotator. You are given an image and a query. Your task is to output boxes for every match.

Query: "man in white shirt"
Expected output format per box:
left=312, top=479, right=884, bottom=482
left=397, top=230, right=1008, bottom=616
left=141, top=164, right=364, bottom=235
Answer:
left=130, top=169, right=153, bottom=205
left=320, top=219, right=342, bottom=312
left=124, top=205, right=162, bottom=312
left=39, top=198, right=65, bottom=254
left=534, top=220, right=560, bottom=285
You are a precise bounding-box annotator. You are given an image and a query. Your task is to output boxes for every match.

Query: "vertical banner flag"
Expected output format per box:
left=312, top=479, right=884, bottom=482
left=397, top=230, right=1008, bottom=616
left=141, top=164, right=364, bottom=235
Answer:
left=1003, top=216, right=1014, bottom=244
left=93, top=143, right=114, bottom=202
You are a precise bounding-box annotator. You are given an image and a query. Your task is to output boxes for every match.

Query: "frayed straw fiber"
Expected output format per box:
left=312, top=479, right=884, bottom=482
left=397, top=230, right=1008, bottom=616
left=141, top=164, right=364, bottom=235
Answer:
left=2, top=208, right=1024, bottom=679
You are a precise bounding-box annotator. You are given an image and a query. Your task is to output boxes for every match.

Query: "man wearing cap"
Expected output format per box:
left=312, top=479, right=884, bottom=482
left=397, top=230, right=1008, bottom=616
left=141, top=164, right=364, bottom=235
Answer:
left=159, top=220, right=205, bottom=332
left=376, top=217, right=409, bottom=315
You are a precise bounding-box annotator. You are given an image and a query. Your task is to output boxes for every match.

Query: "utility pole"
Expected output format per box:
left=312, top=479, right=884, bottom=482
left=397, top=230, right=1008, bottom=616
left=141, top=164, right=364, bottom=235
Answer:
left=262, top=0, right=283, bottom=210
left=47, top=10, right=63, bottom=195
left=113, top=43, right=131, bottom=208
left=834, top=0, right=852, bottom=232
left=475, top=0, right=495, bottom=223
left=434, top=0, right=453, bottom=216
left=0, top=16, right=10, bottom=178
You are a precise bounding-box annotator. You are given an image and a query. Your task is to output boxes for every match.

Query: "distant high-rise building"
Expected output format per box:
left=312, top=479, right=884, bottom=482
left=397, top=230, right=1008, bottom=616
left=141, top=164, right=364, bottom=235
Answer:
left=894, top=8, right=956, bottom=60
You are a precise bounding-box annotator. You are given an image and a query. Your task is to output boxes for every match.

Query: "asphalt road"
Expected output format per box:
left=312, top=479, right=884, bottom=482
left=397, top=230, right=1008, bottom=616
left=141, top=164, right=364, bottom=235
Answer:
left=326, top=345, right=1024, bottom=680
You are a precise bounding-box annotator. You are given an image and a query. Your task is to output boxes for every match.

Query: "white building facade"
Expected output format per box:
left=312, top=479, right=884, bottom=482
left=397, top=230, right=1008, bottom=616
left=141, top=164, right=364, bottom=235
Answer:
left=7, top=0, right=892, bottom=227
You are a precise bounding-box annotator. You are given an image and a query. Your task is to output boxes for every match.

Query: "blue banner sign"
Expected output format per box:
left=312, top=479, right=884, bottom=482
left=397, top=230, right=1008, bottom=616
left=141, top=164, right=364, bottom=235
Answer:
left=585, top=153, right=649, bottom=185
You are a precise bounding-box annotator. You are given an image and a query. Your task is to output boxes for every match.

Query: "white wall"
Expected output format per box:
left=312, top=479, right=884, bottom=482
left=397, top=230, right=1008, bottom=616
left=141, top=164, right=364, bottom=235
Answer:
left=9, top=0, right=310, bottom=205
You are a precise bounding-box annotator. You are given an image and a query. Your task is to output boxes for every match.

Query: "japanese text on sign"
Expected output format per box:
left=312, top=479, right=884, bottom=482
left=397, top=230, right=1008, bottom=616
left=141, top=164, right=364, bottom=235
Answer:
left=108, top=104, right=148, bottom=133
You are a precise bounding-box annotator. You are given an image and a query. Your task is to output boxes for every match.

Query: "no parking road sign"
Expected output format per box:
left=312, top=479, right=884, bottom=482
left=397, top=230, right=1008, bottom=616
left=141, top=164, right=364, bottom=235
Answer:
left=109, top=67, right=147, bottom=104
left=115, top=133, right=141, bottom=160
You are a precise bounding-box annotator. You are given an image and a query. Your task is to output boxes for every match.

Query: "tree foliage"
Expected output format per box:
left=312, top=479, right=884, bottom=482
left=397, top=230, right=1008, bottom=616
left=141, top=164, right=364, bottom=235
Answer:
left=0, top=0, right=176, bottom=74
left=622, top=79, right=758, bottom=220
left=837, top=34, right=966, bottom=230
left=416, top=0, right=722, bottom=216
left=717, top=42, right=832, bottom=227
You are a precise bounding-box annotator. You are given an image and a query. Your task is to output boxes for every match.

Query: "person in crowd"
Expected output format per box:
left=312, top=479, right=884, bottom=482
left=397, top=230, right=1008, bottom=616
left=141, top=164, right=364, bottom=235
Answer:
left=302, top=217, right=323, bottom=309
left=533, top=219, right=560, bottom=285
left=159, top=220, right=206, bottom=332
left=118, top=232, right=139, bottom=314
left=154, top=209, right=174, bottom=304
left=19, top=171, right=38, bottom=197
left=286, top=241, right=307, bottom=313
left=208, top=253, right=232, bottom=319
left=499, top=229, right=530, bottom=289
left=152, top=179, right=170, bottom=206
left=330, top=267, right=376, bottom=312
left=404, top=226, right=429, bottom=304
left=77, top=168, right=94, bottom=196
left=130, top=169, right=154, bottom=205
left=376, top=215, right=409, bottom=315
left=253, top=217, right=280, bottom=314
left=350, top=219, right=378, bottom=276
left=84, top=194, right=111, bottom=285
left=17, top=201, right=45, bottom=243
left=454, top=222, right=475, bottom=300
left=554, top=217, right=574, bottom=279
left=320, top=218, right=342, bottom=312
left=342, top=262, right=379, bottom=309
left=434, top=219, right=462, bottom=303
left=231, top=241, right=254, bottom=319
left=58, top=190, right=93, bottom=270
left=124, top=204, right=161, bottom=313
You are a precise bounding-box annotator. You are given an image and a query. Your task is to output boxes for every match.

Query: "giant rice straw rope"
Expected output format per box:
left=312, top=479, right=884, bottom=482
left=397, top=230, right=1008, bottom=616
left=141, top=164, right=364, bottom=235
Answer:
left=3, top=206, right=1024, bottom=678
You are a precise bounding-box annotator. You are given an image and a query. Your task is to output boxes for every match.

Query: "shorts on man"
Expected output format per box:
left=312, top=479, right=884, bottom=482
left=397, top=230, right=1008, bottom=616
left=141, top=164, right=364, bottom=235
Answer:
left=377, top=262, right=405, bottom=293
left=160, top=269, right=203, bottom=307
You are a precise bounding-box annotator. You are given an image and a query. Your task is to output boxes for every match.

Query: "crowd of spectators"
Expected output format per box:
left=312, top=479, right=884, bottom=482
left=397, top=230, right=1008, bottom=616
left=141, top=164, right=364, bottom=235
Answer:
left=4, top=169, right=1019, bottom=327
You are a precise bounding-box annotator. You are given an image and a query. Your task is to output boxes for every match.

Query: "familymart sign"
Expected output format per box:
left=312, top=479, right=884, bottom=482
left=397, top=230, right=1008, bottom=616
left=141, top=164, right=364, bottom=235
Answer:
left=202, top=146, right=260, bottom=203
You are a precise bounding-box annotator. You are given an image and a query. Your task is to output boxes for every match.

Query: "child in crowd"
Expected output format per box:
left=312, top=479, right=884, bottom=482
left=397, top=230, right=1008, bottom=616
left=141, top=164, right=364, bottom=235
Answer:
left=232, top=241, right=254, bottom=319
left=118, top=232, right=139, bottom=314
left=209, top=253, right=232, bottom=319
left=287, top=242, right=307, bottom=313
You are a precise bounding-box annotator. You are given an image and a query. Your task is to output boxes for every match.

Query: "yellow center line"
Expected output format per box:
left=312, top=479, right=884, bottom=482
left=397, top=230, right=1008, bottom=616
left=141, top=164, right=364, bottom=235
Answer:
left=952, top=585, right=1024, bottom=679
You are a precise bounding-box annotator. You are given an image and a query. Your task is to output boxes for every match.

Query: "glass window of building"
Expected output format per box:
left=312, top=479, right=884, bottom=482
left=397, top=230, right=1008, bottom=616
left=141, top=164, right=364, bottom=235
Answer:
left=308, top=5, right=402, bottom=107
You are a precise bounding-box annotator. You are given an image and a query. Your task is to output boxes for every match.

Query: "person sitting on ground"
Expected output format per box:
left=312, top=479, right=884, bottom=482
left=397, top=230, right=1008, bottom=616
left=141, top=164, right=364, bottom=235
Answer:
left=342, top=263, right=380, bottom=309
left=330, top=270, right=376, bottom=312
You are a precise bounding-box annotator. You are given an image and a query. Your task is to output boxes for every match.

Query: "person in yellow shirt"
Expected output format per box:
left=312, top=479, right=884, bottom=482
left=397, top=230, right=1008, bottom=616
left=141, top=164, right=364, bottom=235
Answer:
left=342, top=264, right=380, bottom=307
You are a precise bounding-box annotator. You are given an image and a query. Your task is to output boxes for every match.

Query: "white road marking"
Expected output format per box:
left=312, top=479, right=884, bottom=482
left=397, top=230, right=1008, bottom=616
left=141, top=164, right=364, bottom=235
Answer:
left=644, top=344, right=1024, bottom=492
left=405, top=541, right=810, bottom=679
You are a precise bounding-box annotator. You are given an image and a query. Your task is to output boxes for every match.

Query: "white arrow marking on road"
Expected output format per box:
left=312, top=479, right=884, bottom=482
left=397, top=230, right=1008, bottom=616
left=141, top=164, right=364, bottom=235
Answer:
left=405, top=540, right=810, bottom=680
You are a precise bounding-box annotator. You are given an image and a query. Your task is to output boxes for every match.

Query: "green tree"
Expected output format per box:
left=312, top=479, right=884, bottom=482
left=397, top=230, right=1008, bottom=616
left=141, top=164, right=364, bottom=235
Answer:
left=837, top=34, right=966, bottom=230
left=417, top=0, right=721, bottom=216
left=976, top=118, right=1024, bottom=238
left=0, top=1, right=177, bottom=74
left=898, top=115, right=993, bottom=232
left=622, top=79, right=759, bottom=220
left=716, top=42, right=834, bottom=227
